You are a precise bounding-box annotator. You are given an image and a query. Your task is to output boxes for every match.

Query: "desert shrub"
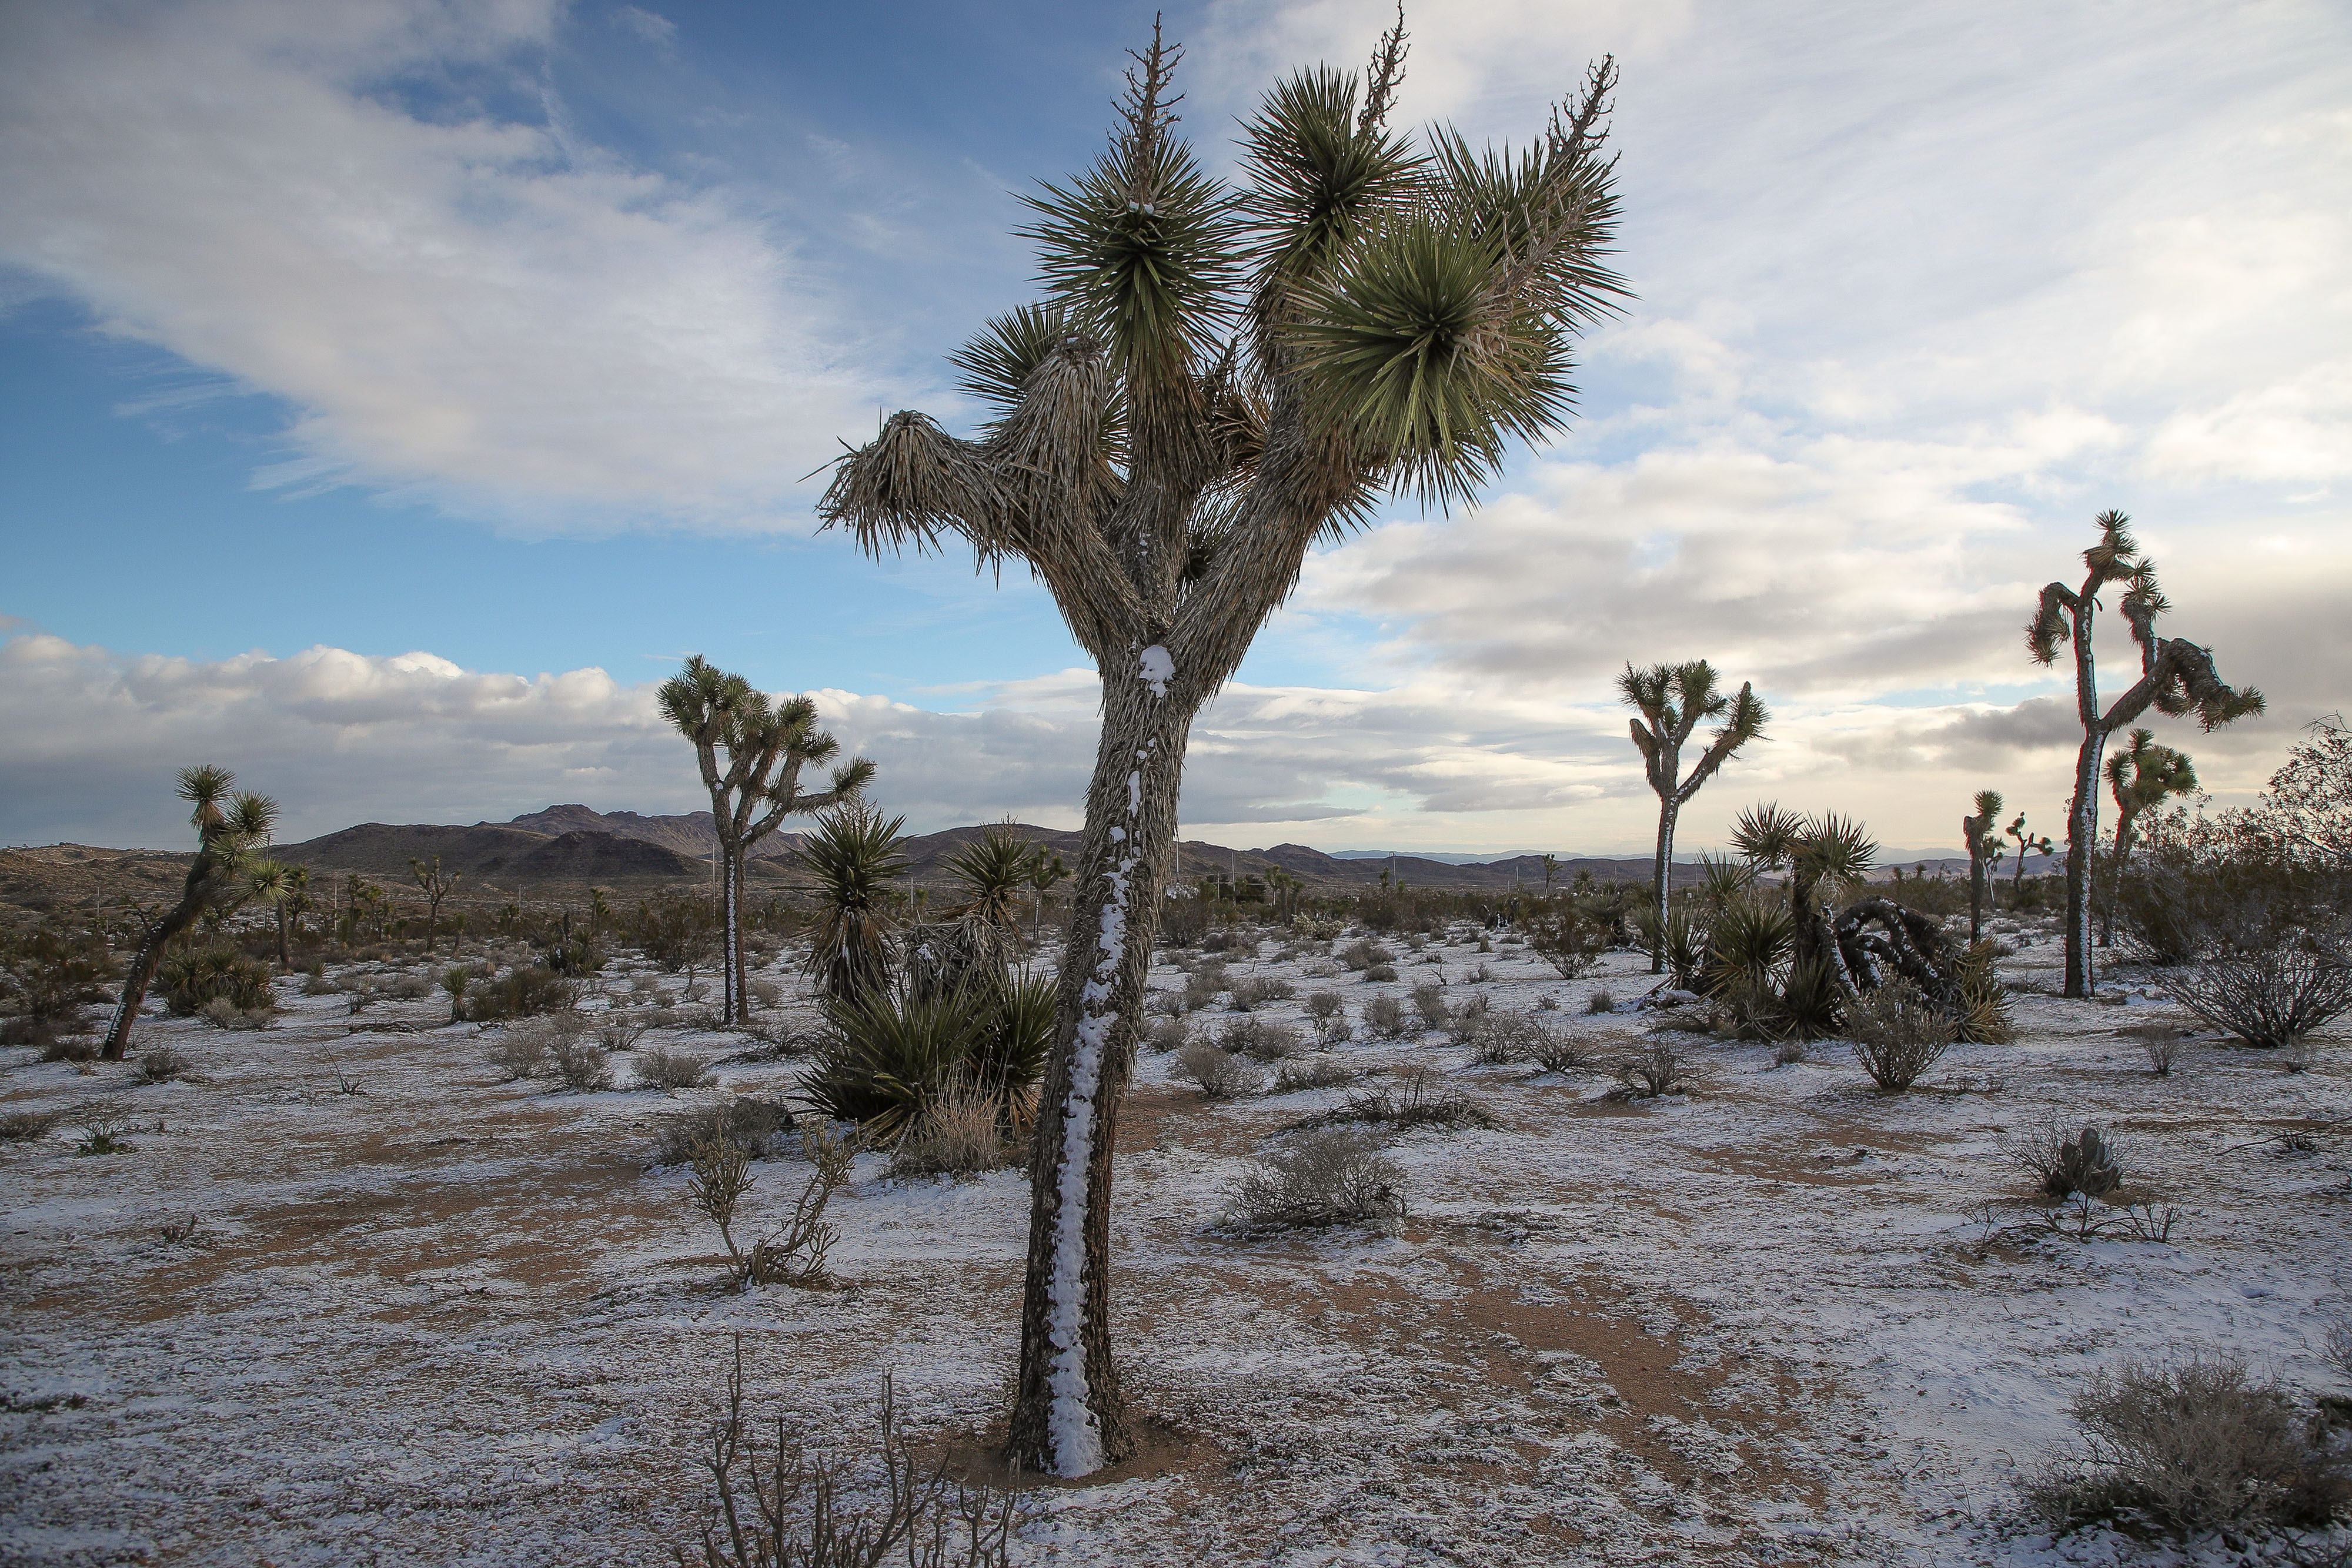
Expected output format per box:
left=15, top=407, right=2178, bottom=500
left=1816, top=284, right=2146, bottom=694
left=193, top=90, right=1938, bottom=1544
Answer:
left=686, top=1346, right=1017, bottom=1568
left=2167, top=943, right=2352, bottom=1051
left=198, top=996, right=272, bottom=1031
left=1526, top=908, right=1608, bottom=979
left=1409, top=982, right=1451, bottom=1029
left=2003, top=1121, right=2125, bottom=1199
left=637, top=1046, right=714, bottom=1092
left=2026, top=1353, right=2350, bottom=1537
left=1304, top=990, right=1343, bottom=1022
left=1309, top=1067, right=1494, bottom=1132
left=1216, top=1017, right=1301, bottom=1061
left=73, top=1105, right=133, bottom=1155
left=549, top=1035, right=614, bottom=1092
left=386, top=974, right=433, bottom=1001
left=1224, top=1128, right=1405, bottom=1234
left=38, top=1032, right=98, bottom=1063
left=1, top=1109, right=62, bottom=1142
left=1953, top=940, right=2016, bottom=1045
left=1312, top=1014, right=1354, bottom=1048
left=1462, top=1008, right=1553, bottom=1066
left=1271, top=1058, right=1355, bottom=1094
left=654, top=1096, right=795, bottom=1166
left=1182, top=970, right=1225, bottom=1012
left=1846, top=980, right=1956, bottom=1091
left=1157, top=895, right=1210, bottom=949
left=1613, top=1039, right=1689, bottom=1098
left=747, top=978, right=783, bottom=1011
left=1466, top=962, right=1494, bottom=984
left=1363, top=961, right=1398, bottom=982
left=1363, top=995, right=1408, bottom=1039
left=1172, top=1039, right=1267, bottom=1099
left=2118, top=1022, right=2186, bottom=1076
left=1338, top=938, right=1394, bottom=972
left=133, top=1044, right=192, bottom=1084
left=1200, top=928, right=1241, bottom=954
left=159, top=946, right=273, bottom=1018
left=1228, top=974, right=1295, bottom=1011
left=889, top=1083, right=1008, bottom=1179
left=300, top=969, right=339, bottom=997
left=804, top=985, right=981, bottom=1139
left=0, top=922, right=113, bottom=1024
left=464, top=965, right=577, bottom=1021
left=488, top=1025, right=549, bottom=1082
left=1147, top=987, right=1188, bottom=1018
left=1585, top=987, right=1615, bottom=1015
left=1441, top=990, right=1492, bottom=1044
left=1143, top=1017, right=1190, bottom=1054
left=1772, top=1039, right=1807, bottom=1066
left=597, top=1012, right=653, bottom=1053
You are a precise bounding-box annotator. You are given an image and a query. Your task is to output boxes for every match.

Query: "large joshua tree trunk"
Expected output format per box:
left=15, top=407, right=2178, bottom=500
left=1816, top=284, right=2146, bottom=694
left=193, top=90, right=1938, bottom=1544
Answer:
left=2060, top=599, right=2104, bottom=998
left=1008, top=665, right=1191, bottom=1472
left=1648, top=800, right=1678, bottom=974
left=102, top=893, right=201, bottom=1059
left=721, top=844, right=749, bottom=1023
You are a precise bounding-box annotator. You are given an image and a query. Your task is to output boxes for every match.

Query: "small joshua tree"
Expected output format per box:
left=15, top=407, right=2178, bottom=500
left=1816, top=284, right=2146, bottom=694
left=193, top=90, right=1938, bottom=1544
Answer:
left=1619, top=661, right=1767, bottom=973
left=2005, top=812, right=2054, bottom=905
left=660, top=656, right=874, bottom=1024
left=2029, top=510, right=2263, bottom=996
left=409, top=855, right=461, bottom=957
left=818, top=18, right=1624, bottom=1476
left=102, top=766, right=282, bottom=1059
left=1961, top=789, right=2004, bottom=943
left=1025, top=849, right=1070, bottom=944
left=2106, top=728, right=2196, bottom=858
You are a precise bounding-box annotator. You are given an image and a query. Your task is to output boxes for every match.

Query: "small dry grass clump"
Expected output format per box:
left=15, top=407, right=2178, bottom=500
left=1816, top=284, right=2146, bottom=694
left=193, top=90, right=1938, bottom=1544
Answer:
left=636, top=1046, right=714, bottom=1091
left=1228, top=975, right=1295, bottom=1011
left=1846, top=980, right=1956, bottom=1091
left=1585, top=987, right=1616, bottom=1015
left=1172, top=1039, right=1267, bottom=1100
left=2027, top=1353, right=2350, bottom=1537
left=1612, top=1039, right=1690, bottom=1099
left=1215, top=1017, right=1302, bottom=1061
left=1269, top=1058, right=1355, bottom=1094
left=1224, top=1128, right=1405, bottom=1234
left=133, top=1044, right=193, bottom=1084
left=654, top=1096, right=794, bottom=1166
left=1363, top=995, right=1408, bottom=1039
left=2117, top=1022, right=2187, bottom=1076
left=1, top=1109, right=61, bottom=1143
left=1309, top=1067, right=1494, bottom=1132
left=597, top=1012, right=653, bottom=1053
left=198, top=997, right=272, bottom=1032
left=889, top=1084, right=1007, bottom=1179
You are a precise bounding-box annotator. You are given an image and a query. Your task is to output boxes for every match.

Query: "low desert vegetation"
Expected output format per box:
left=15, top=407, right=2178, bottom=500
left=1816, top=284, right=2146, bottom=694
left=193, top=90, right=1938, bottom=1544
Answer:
left=1224, top=1128, right=1406, bottom=1235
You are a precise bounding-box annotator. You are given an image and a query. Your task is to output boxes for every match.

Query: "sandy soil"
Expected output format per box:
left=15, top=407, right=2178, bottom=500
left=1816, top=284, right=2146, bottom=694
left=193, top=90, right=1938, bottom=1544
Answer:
left=4, top=922, right=2347, bottom=1566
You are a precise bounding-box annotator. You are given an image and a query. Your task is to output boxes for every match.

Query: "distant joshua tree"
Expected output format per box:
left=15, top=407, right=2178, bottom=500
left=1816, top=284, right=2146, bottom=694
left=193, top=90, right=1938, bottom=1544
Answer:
left=1960, top=789, right=2004, bottom=943
left=659, top=655, right=874, bottom=1025
left=2029, top=510, right=2261, bottom=995
left=1027, top=848, right=1071, bottom=945
left=818, top=18, right=1624, bottom=1476
left=409, top=855, right=461, bottom=957
left=2106, top=727, right=2197, bottom=858
left=1619, top=660, right=1768, bottom=973
left=102, top=766, right=282, bottom=1059
left=2004, top=812, right=2054, bottom=904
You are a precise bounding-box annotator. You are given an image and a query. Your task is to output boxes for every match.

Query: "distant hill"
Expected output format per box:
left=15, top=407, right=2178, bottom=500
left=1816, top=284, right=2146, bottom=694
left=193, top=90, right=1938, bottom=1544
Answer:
left=276, top=821, right=706, bottom=884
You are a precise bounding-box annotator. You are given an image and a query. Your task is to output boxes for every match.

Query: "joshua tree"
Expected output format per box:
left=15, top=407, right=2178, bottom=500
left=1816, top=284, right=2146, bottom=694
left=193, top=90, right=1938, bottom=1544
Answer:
left=102, top=766, right=280, bottom=1059
left=2106, top=727, right=2196, bottom=858
left=1960, top=789, right=2004, bottom=943
left=2029, top=510, right=2262, bottom=997
left=1540, top=852, right=1559, bottom=895
left=1729, top=803, right=1876, bottom=997
left=1619, top=660, right=1769, bottom=973
left=1027, top=848, right=1071, bottom=944
left=2004, top=812, right=2053, bottom=904
left=817, top=18, right=1623, bottom=1475
left=659, top=655, right=874, bottom=1024
left=409, top=855, right=461, bottom=957
left=799, top=802, right=908, bottom=1005
left=247, top=858, right=304, bottom=973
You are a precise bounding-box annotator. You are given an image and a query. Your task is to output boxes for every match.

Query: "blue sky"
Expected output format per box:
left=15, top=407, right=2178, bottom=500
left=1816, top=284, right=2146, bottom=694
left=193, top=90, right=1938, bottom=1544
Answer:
left=4, top=0, right=2347, bottom=854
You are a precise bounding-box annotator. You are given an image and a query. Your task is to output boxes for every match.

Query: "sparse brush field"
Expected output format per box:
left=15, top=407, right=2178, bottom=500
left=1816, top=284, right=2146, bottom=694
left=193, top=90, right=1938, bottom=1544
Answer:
left=4, top=922, right=2349, bottom=1566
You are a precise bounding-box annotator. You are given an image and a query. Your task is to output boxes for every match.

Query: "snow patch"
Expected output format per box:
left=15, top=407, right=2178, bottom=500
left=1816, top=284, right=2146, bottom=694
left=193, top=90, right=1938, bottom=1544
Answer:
left=1137, top=644, right=1173, bottom=698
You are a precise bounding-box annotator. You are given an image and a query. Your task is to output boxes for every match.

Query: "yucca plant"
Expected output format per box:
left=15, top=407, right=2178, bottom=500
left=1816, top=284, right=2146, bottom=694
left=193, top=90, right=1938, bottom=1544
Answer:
left=1618, top=660, right=1768, bottom=972
left=947, top=822, right=1041, bottom=938
left=661, top=655, right=873, bottom=1023
left=818, top=16, right=1625, bottom=1476
left=102, top=766, right=280, bottom=1059
left=1730, top=803, right=1876, bottom=997
left=2029, top=510, right=2263, bottom=996
left=799, top=803, right=908, bottom=1005
left=806, top=982, right=990, bottom=1142
left=1961, top=788, right=2004, bottom=943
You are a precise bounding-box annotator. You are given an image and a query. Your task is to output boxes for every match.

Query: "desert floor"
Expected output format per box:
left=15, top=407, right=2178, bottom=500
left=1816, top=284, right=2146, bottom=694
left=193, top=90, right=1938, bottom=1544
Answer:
left=4, top=921, right=2348, bottom=1566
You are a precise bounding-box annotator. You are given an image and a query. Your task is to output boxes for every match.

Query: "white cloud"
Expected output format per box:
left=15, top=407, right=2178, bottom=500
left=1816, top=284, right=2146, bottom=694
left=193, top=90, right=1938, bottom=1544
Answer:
left=0, top=0, right=875, bottom=530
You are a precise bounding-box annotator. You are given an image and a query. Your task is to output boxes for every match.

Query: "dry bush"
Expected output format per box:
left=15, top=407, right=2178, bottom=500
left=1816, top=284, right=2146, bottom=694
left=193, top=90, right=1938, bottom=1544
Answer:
left=1, top=1109, right=61, bottom=1143
left=1312, top=1014, right=1354, bottom=1048
left=198, top=996, right=272, bottom=1032
left=38, top=1032, right=98, bottom=1064
left=463, top=964, right=577, bottom=1022
left=1147, top=987, right=1188, bottom=1018
left=1846, top=980, right=1957, bottom=1091
left=637, top=1046, right=715, bottom=1092
left=1142, top=1017, right=1190, bottom=1054
left=1339, top=938, right=1394, bottom=972
left=2003, top=1121, right=2126, bottom=1199
left=687, top=1346, right=1016, bottom=1568
left=488, top=1025, right=548, bottom=1082
left=743, top=1123, right=856, bottom=1287
left=2026, top=1353, right=2350, bottom=1537
left=1181, top=971, right=1224, bottom=1012
left=1270, top=1058, right=1355, bottom=1094
left=1363, top=962, right=1399, bottom=982
left=1309, top=1067, right=1494, bottom=1132
left=1460, top=1008, right=1553, bottom=1066
left=1228, top=975, right=1295, bottom=1011
left=1215, top=1017, right=1302, bottom=1061
left=1172, top=1039, right=1266, bottom=1100
left=1409, top=982, right=1451, bottom=1029
left=1224, top=1128, right=1405, bottom=1234
left=2322, top=1318, right=2352, bottom=1386
left=1303, top=990, right=1343, bottom=1022
left=598, top=1012, right=654, bottom=1053
left=687, top=1129, right=756, bottom=1261
left=656, top=1097, right=795, bottom=1166
left=1585, top=987, right=1616, bottom=1015
left=888, top=1084, right=1008, bottom=1179
left=133, top=1044, right=192, bottom=1084
left=550, top=1035, right=614, bottom=1092
left=73, top=1104, right=132, bottom=1155
left=2117, top=1022, right=2187, bottom=1076
left=1612, top=1039, right=1689, bottom=1098
left=747, top=978, right=783, bottom=1011
left=2169, top=944, right=2352, bottom=1051
left=1363, top=995, right=1408, bottom=1039
left=1527, top=909, right=1608, bottom=979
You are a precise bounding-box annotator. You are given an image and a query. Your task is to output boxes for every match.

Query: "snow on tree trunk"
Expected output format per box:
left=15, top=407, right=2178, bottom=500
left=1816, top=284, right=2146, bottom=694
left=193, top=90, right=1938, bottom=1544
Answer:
left=1010, top=651, right=1191, bottom=1477
left=2062, top=598, right=2102, bottom=999
left=1649, top=798, right=1678, bottom=975
left=721, top=847, right=744, bottom=1025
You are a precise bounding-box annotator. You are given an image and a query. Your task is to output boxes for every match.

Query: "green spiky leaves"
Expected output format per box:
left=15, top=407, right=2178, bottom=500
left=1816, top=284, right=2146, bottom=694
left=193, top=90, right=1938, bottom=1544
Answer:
left=1238, top=65, right=1424, bottom=307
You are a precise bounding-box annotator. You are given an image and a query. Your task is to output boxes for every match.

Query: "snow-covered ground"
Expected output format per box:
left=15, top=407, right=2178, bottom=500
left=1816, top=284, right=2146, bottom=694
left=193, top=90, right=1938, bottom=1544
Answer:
left=4, top=923, right=2347, bottom=1566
